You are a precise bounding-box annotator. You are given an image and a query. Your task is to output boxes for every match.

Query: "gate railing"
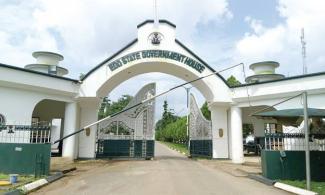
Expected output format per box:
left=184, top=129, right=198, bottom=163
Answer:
left=0, top=124, right=51, bottom=144
left=265, top=133, right=325, bottom=151
left=189, top=94, right=212, bottom=140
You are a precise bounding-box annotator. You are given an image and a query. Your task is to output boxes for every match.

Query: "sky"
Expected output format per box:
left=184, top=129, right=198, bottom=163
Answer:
left=1, top=0, right=325, bottom=120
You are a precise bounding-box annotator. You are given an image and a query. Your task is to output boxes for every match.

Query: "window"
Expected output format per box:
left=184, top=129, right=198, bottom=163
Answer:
left=0, top=114, right=6, bottom=125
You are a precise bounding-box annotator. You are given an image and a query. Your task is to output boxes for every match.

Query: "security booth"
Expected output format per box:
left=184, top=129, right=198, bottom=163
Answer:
left=254, top=108, right=325, bottom=181
left=0, top=123, right=51, bottom=176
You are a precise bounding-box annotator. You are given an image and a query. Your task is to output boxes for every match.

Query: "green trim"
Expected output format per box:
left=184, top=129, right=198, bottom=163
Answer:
left=175, top=39, right=231, bottom=87
left=107, top=49, right=206, bottom=73
left=81, top=38, right=138, bottom=81
left=137, top=19, right=176, bottom=28
left=0, top=63, right=80, bottom=83
left=232, top=71, right=325, bottom=88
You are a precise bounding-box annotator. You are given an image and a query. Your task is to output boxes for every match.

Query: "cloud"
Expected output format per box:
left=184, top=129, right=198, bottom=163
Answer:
left=233, top=0, right=325, bottom=77
left=0, top=0, right=230, bottom=120
left=0, top=0, right=232, bottom=77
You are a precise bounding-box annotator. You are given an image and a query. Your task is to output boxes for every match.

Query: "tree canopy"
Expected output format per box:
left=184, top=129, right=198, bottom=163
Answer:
left=226, top=75, right=241, bottom=87
left=98, top=95, right=132, bottom=119
left=200, top=101, right=211, bottom=120
left=155, top=100, right=179, bottom=132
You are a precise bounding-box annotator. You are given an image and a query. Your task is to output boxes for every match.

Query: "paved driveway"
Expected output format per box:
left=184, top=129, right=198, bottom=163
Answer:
left=32, top=142, right=290, bottom=195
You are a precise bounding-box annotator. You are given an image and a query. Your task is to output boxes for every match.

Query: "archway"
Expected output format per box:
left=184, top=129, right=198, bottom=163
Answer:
left=76, top=20, right=233, bottom=160
left=32, top=99, right=66, bottom=156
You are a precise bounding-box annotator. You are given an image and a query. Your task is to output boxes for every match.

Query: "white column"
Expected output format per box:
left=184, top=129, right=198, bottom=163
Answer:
left=230, top=106, right=244, bottom=164
left=210, top=105, right=229, bottom=159
left=78, top=98, right=99, bottom=158
left=62, top=102, right=79, bottom=159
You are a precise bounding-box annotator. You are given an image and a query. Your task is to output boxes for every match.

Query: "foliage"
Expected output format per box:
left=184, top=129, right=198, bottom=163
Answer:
left=98, top=95, right=132, bottom=119
left=279, top=180, right=325, bottom=195
left=200, top=101, right=211, bottom=120
left=0, top=173, right=36, bottom=194
left=156, top=100, right=213, bottom=143
left=227, top=75, right=241, bottom=87
left=79, top=73, right=85, bottom=80
left=156, top=117, right=187, bottom=143
left=243, top=123, right=254, bottom=137
left=155, top=100, right=179, bottom=131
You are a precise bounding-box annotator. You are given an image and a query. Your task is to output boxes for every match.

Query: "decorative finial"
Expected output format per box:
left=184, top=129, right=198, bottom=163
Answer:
left=153, top=0, right=158, bottom=28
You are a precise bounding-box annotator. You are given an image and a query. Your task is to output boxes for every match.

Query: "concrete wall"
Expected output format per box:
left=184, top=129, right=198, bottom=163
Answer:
left=78, top=98, right=99, bottom=158
left=0, top=86, right=76, bottom=125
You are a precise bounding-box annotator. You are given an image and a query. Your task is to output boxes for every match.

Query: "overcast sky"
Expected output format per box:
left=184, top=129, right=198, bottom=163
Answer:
left=1, top=0, right=325, bottom=120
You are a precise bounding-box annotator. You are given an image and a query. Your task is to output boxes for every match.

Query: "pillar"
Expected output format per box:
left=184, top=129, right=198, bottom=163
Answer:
left=230, top=106, right=244, bottom=164
left=62, top=102, right=79, bottom=159
left=210, top=105, right=229, bottom=158
left=78, top=98, right=100, bottom=158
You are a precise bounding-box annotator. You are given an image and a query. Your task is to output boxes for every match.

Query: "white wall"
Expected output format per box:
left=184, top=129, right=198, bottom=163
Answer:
left=210, top=105, right=229, bottom=158
left=0, top=85, right=76, bottom=125
left=78, top=98, right=100, bottom=158
left=79, top=22, right=231, bottom=104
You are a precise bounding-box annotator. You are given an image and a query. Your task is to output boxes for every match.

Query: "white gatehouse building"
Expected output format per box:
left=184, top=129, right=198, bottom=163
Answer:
left=1, top=20, right=325, bottom=164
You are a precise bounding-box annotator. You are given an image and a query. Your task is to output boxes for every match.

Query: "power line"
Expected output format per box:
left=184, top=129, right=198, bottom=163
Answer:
left=53, top=62, right=244, bottom=144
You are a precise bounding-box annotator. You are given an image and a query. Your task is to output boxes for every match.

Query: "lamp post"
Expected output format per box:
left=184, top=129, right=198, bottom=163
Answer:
left=182, top=86, right=192, bottom=153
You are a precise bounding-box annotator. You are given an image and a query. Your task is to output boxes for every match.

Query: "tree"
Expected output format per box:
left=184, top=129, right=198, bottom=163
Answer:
left=227, top=75, right=241, bottom=87
left=79, top=73, right=85, bottom=80
left=98, top=97, right=111, bottom=119
left=98, top=95, right=132, bottom=119
left=105, top=95, right=132, bottom=116
left=156, top=117, right=187, bottom=143
left=155, top=100, right=179, bottom=132
left=200, top=102, right=211, bottom=120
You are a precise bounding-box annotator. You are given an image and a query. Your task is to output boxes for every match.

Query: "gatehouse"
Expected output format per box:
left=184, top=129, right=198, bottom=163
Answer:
left=1, top=19, right=325, bottom=165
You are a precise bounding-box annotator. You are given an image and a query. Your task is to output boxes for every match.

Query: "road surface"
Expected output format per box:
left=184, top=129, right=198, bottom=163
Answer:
left=32, top=142, right=290, bottom=195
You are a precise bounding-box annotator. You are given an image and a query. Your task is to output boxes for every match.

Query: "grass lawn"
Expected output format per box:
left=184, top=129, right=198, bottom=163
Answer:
left=159, top=141, right=189, bottom=156
left=0, top=173, right=36, bottom=194
left=280, top=180, right=325, bottom=195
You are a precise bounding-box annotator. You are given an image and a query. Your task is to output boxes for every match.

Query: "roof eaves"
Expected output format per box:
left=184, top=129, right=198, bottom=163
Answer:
left=231, top=71, right=325, bottom=88
left=0, top=63, right=80, bottom=83
left=81, top=38, right=138, bottom=81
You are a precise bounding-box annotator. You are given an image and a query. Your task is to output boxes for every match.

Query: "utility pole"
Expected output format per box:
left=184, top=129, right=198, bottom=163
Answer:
left=302, top=91, right=311, bottom=190
left=182, top=86, right=192, bottom=153
left=301, top=28, right=307, bottom=75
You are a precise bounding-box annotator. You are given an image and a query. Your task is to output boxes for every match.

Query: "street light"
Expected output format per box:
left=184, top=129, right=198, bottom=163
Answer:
left=182, top=86, right=192, bottom=154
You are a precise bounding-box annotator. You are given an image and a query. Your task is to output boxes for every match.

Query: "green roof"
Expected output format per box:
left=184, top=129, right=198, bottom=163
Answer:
left=253, top=108, right=325, bottom=118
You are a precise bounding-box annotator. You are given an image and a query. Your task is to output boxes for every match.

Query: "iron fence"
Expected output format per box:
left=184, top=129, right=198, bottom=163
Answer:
left=265, top=133, right=325, bottom=151
left=0, top=124, right=51, bottom=144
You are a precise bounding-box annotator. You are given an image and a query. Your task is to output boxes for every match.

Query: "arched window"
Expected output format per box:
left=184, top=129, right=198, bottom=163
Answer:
left=0, top=114, right=6, bottom=125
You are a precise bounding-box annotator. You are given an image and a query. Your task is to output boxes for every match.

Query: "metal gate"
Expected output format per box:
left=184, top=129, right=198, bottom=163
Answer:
left=189, top=94, right=212, bottom=157
left=96, top=83, right=156, bottom=159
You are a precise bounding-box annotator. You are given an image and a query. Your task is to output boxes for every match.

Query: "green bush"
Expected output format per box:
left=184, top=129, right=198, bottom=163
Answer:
left=156, top=117, right=188, bottom=143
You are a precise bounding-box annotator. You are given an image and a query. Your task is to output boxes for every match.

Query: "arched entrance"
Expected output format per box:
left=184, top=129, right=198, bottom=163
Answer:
left=76, top=20, right=235, bottom=161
